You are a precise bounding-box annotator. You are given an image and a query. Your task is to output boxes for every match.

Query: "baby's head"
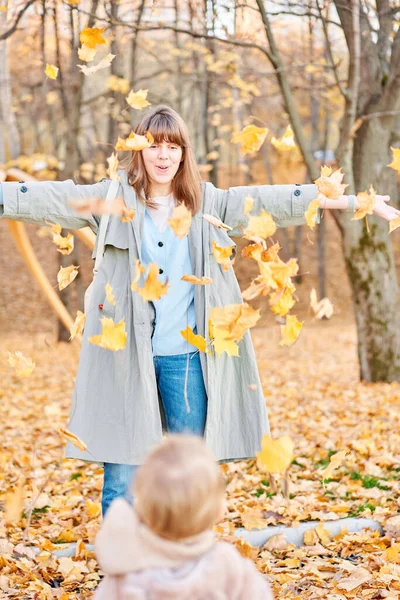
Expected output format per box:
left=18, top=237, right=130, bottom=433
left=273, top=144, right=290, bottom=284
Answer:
left=134, top=435, right=225, bottom=541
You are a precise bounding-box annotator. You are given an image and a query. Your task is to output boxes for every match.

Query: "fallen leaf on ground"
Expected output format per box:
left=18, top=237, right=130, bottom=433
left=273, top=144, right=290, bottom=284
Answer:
left=7, top=351, right=35, bottom=377
left=4, top=475, right=25, bottom=523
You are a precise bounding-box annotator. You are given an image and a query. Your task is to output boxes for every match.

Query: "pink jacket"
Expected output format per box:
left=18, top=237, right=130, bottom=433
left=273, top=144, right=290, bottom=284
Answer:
left=93, top=498, right=273, bottom=600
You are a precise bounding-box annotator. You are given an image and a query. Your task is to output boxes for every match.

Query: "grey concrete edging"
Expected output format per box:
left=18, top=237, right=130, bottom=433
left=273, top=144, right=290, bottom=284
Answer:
left=234, top=517, right=383, bottom=548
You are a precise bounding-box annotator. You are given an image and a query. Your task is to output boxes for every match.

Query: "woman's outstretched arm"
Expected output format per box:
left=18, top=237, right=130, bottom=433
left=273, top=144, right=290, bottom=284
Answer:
left=213, top=182, right=399, bottom=234
left=0, top=178, right=111, bottom=232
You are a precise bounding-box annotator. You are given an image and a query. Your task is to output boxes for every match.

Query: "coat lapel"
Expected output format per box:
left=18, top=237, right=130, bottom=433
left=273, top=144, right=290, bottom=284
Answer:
left=119, top=170, right=144, bottom=261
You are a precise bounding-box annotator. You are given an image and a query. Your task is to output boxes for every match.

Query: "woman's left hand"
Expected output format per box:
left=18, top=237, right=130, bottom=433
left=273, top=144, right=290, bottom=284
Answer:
left=373, top=195, right=400, bottom=222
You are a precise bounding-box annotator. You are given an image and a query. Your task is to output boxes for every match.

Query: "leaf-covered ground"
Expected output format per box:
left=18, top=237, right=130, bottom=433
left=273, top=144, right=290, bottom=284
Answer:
left=2, top=320, right=400, bottom=599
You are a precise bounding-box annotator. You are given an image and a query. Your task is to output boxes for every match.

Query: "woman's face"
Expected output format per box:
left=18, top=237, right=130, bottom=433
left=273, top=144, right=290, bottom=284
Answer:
left=141, top=139, right=183, bottom=193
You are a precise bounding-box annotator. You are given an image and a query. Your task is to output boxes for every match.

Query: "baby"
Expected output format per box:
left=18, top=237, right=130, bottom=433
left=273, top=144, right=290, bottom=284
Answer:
left=94, top=435, right=273, bottom=599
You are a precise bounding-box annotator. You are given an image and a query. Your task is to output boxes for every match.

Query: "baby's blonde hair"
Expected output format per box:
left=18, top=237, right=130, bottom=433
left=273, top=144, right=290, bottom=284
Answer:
left=134, top=435, right=225, bottom=540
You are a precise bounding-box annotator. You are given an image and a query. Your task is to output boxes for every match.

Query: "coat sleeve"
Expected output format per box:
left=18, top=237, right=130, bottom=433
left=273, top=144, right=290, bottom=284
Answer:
left=0, top=178, right=111, bottom=232
left=212, top=182, right=320, bottom=235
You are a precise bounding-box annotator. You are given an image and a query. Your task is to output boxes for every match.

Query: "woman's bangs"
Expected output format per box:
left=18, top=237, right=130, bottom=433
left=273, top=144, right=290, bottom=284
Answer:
left=147, top=114, right=185, bottom=147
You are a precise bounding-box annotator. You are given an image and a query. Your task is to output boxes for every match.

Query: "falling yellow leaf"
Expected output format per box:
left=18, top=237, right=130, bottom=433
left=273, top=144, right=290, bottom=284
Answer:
left=126, top=88, right=151, bottom=110
left=52, top=232, right=74, bottom=255
left=180, top=326, right=208, bottom=353
left=57, top=265, right=79, bottom=291
left=79, top=26, right=106, bottom=49
left=203, top=214, right=232, bottom=231
left=131, top=263, right=169, bottom=302
left=279, top=315, right=303, bottom=347
left=271, top=125, right=296, bottom=152
left=88, top=317, right=127, bottom=351
left=353, top=185, right=376, bottom=220
left=388, top=147, right=400, bottom=173
left=389, top=216, right=400, bottom=233
left=58, top=428, right=87, bottom=452
left=310, top=288, right=334, bottom=319
left=269, top=288, right=295, bottom=317
left=168, top=204, right=192, bottom=238
left=304, top=198, right=320, bottom=230
left=5, top=476, right=25, bottom=524
left=269, top=258, right=298, bottom=289
left=181, top=274, right=212, bottom=285
left=209, top=303, right=260, bottom=341
left=244, top=195, right=254, bottom=215
left=45, top=64, right=59, bottom=80
left=105, top=282, right=116, bottom=306
left=231, top=124, right=268, bottom=155
left=315, top=166, right=348, bottom=200
left=243, top=209, right=276, bottom=240
left=78, top=54, right=115, bottom=76
left=119, top=206, right=135, bottom=222
left=211, top=241, right=234, bottom=271
left=7, top=351, right=35, bottom=377
left=108, top=75, right=130, bottom=94
left=106, top=152, right=120, bottom=181
left=321, top=450, right=349, bottom=482
left=115, top=131, right=154, bottom=152
left=209, top=321, right=239, bottom=357
left=256, top=434, right=294, bottom=474
left=69, top=310, right=86, bottom=340
left=78, top=44, right=96, bottom=62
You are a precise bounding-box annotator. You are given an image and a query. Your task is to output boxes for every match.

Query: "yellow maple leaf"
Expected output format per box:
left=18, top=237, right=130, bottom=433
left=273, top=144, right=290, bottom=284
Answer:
left=271, top=125, right=296, bottom=152
left=5, top=475, right=25, bottom=524
left=279, top=315, right=303, bottom=347
left=388, top=147, right=400, bottom=173
left=241, top=275, right=271, bottom=301
left=115, top=131, right=154, bottom=152
left=181, top=274, right=212, bottom=285
left=69, top=310, right=86, bottom=340
left=203, top=214, right=232, bottom=231
left=209, top=303, right=260, bottom=341
left=106, top=152, right=120, bottom=181
left=126, top=88, right=151, bottom=110
left=57, top=265, right=79, bottom=291
left=353, top=185, right=376, bottom=220
left=310, top=288, right=334, bottom=319
left=243, top=209, right=276, bottom=240
left=77, top=53, right=115, bottom=76
left=78, top=44, right=96, bottom=62
left=305, top=198, right=320, bottom=230
left=168, top=203, right=192, bottom=238
left=58, top=427, right=87, bottom=451
left=180, top=326, right=208, bottom=353
left=244, top=195, right=254, bottom=215
left=110, top=196, right=135, bottom=222
left=269, top=288, right=295, bottom=317
left=389, top=216, right=400, bottom=233
left=7, top=351, right=35, bottom=377
left=45, top=64, right=59, bottom=80
left=231, top=124, right=268, bottom=155
left=52, top=232, right=74, bottom=255
left=105, top=282, right=116, bottom=305
left=209, top=321, right=240, bottom=357
left=256, top=434, right=294, bottom=474
left=321, top=450, right=349, bottom=482
left=88, top=317, right=127, bottom=351
left=131, top=262, right=169, bottom=301
left=315, top=166, right=348, bottom=200
left=79, top=26, right=106, bottom=49
left=211, top=241, right=234, bottom=271
left=270, top=258, right=298, bottom=290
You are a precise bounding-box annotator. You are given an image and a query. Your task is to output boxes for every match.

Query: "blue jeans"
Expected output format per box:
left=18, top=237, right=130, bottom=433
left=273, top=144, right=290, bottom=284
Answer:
left=102, top=352, right=207, bottom=515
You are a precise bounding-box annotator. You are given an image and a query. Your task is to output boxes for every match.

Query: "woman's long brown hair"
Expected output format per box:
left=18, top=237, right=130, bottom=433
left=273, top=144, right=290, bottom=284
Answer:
left=127, top=105, right=203, bottom=214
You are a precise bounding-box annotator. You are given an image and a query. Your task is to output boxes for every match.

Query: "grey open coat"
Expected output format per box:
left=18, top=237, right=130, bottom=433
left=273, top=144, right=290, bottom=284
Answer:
left=1, top=171, right=318, bottom=464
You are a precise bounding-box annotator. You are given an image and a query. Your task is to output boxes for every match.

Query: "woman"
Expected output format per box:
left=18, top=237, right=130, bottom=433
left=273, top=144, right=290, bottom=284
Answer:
left=0, top=105, right=397, bottom=515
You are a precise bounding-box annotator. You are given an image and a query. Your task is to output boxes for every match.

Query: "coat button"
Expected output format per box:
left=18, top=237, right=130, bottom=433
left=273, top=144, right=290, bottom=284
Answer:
left=159, top=268, right=164, bottom=274
left=158, top=241, right=163, bottom=247
left=19, top=180, right=25, bottom=183
left=98, top=303, right=103, bottom=310
left=294, top=189, right=301, bottom=196
left=20, top=185, right=28, bottom=193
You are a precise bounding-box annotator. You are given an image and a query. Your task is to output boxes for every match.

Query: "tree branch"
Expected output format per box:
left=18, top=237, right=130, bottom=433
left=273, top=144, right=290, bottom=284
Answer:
left=0, top=0, right=37, bottom=40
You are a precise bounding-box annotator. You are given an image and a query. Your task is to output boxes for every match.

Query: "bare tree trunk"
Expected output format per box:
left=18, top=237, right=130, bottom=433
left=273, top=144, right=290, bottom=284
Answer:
left=0, top=12, right=21, bottom=161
